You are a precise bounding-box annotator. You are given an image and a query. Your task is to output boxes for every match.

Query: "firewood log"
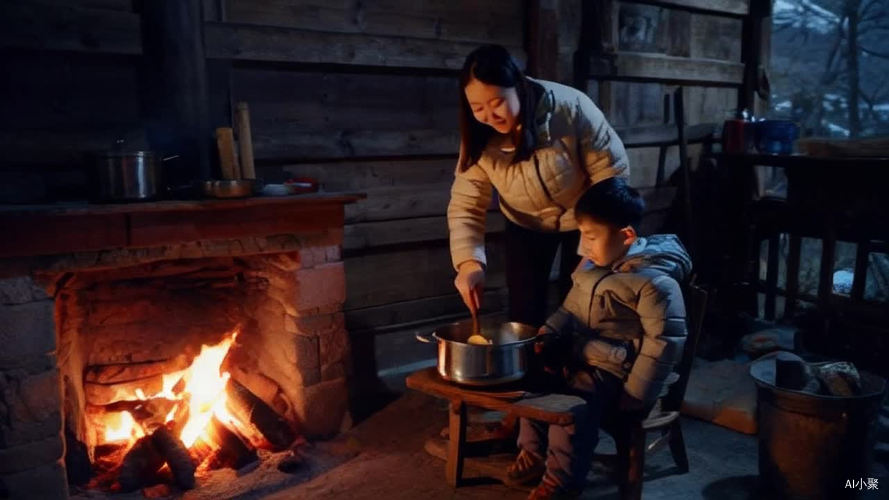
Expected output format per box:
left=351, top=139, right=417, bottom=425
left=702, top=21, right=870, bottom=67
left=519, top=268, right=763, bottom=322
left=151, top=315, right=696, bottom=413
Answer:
left=225, top=379, right=296, bottom=450
left=207, top=416, right=257, bottom=469
left=118, top=436, right=164, bottom=492
left=151, top=427, right=196, bottom=490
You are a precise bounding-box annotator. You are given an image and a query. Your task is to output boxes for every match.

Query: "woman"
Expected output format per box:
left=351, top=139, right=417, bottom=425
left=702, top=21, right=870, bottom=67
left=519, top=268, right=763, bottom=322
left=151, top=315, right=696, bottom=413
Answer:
left=449, top=44, right=629, bottom=327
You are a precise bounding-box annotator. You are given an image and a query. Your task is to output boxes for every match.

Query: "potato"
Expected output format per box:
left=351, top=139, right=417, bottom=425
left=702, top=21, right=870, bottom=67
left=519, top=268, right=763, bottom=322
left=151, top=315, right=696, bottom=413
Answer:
left=467, top=334, right=490, bottom=345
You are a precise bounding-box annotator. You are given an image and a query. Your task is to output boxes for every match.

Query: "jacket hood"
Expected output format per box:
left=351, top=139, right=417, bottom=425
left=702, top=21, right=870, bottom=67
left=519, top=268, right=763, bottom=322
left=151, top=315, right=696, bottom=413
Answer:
left=611, top=234, right=692, bottom=282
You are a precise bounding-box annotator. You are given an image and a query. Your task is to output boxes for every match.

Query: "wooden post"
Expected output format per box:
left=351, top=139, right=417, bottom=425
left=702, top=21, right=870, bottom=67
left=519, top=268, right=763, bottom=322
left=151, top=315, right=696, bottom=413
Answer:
left=526, top=0, right=559, bottom=80
left=445, top=399, right=467, bottom=487
left=784, top=234, right=802, bottom=318
left=765, top=233, right=780, bottom=320
left=674, top=87, right=696, bottom=260
left=738, top=0, right=771, bottom=114
left=574, top=0, right=616, bottom=91
left=851, top=240, right=869, bottom=302
left=140, top=0, right=211, bottom=187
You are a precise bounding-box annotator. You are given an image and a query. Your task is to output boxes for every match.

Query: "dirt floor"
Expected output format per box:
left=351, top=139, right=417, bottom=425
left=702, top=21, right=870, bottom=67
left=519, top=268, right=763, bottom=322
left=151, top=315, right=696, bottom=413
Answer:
left=262, top=390, right=767, bottom=500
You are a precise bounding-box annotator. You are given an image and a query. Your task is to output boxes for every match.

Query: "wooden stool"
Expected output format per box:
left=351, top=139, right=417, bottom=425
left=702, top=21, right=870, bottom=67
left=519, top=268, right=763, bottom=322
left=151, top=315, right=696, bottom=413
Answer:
left=405, top=367, right=583, bottom=487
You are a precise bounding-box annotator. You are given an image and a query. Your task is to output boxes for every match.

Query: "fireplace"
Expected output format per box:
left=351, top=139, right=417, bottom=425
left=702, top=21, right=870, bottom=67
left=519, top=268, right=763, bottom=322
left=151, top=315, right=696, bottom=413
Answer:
left=0, top=195, right=359, bottom=497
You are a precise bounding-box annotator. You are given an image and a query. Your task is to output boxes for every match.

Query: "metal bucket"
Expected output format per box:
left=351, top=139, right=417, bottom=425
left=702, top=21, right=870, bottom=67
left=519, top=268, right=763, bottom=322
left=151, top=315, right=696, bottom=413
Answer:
left=416, top=318, right=537, bottom=386
left=754, top=372, right=886, bottom=499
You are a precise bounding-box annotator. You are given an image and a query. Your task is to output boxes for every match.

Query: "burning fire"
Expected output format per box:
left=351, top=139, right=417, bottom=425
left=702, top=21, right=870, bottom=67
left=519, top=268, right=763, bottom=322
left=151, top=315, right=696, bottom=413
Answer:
left=103, top=411, right=144, bottom=442
left=98, top=330, right=254, bottom=453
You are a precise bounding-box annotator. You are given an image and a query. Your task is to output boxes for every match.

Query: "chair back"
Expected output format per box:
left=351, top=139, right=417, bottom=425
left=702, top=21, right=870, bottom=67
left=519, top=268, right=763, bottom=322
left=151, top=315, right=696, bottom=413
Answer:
left=661, top=283, right=708, bottom=412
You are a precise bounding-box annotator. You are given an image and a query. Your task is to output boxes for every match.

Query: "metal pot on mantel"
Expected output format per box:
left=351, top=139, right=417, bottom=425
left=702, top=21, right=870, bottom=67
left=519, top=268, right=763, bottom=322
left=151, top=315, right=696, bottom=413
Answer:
left=90, top=140, right=177, bottom=202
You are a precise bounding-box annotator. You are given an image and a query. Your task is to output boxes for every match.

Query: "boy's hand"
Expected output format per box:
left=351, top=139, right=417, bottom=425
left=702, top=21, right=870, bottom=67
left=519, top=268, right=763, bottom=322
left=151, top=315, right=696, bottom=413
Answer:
left=454, top=261, right=485, bottom=313
left=619, top=392, right=645, bottom=412
left=534, top=324, right=557, bottom=355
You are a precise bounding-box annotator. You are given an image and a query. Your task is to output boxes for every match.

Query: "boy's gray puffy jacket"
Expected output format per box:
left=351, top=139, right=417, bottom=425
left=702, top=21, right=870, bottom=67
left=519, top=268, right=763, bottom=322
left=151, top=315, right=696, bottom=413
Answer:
left=544, top=235, right=692, bottom=405
left=448, top=77, right=629, bottom=270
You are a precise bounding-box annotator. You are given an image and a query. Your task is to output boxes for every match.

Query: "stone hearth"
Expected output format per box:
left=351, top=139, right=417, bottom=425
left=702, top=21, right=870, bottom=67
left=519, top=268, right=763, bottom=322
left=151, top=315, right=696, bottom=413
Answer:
left=0, top=194, right=360, bottom=498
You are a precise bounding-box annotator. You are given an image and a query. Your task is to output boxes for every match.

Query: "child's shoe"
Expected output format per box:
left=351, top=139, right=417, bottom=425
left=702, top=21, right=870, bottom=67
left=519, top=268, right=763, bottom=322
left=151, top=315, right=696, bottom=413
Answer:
left=504, top=449, right=545, bottom=486
left=526, top=475, right=581, bottom=500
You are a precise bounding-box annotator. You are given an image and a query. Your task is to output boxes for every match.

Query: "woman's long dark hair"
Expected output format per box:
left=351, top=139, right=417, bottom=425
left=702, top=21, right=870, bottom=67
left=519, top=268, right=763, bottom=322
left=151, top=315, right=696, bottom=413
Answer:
left=458, top=45, right=541, bottom=171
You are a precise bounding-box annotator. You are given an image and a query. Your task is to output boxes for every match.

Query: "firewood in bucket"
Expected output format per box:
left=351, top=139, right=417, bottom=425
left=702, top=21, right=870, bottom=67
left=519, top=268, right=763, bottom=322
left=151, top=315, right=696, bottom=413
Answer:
left=151, top=426, right=196, bottom=490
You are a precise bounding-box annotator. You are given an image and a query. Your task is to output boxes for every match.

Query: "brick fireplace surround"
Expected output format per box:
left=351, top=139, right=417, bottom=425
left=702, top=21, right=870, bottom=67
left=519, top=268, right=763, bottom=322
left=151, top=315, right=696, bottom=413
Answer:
left=0, top=194, right=361, bottom=498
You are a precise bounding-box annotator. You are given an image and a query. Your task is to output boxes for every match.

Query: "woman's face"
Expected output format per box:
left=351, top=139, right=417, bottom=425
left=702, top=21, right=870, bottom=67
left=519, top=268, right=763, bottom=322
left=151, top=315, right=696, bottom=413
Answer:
left=464, top=77, right=521, bottom=135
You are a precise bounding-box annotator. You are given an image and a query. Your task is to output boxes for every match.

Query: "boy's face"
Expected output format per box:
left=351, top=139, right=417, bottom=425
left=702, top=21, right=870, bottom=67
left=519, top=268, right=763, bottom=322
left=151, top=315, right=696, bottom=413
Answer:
left=577, top=216, right=636, bottom=268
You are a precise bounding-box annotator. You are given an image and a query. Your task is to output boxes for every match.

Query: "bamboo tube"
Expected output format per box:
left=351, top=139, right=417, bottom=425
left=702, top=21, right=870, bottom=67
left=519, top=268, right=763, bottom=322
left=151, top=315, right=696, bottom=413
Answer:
left=236, top=102, right=256, bottom=179
left=215, top=127, right=239, bottom=179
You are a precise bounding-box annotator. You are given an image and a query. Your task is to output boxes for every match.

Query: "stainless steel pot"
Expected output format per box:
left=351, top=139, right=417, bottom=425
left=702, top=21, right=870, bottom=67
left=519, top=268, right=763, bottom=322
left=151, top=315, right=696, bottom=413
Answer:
left=416, top=319, right=538, bottom=386
left=92, top=149, right=161, bottom=202
left=91, top=140, right=179, bottom=202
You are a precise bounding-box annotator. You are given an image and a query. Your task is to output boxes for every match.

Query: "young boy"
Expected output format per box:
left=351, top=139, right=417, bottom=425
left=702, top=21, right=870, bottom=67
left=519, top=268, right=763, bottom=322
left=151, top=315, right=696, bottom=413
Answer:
left=506, top=177, right=691, bottom=499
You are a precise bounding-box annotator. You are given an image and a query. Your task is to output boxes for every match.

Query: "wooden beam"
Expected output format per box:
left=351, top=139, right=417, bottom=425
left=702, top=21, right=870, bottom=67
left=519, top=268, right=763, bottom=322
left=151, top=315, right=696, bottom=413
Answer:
left=204, top=22, right=481, bottom=70
left=586, top=52, right=745, bottom=86
left=0, top=2, right=141, bottom=54
left=624, top=0, right=749, bottom=17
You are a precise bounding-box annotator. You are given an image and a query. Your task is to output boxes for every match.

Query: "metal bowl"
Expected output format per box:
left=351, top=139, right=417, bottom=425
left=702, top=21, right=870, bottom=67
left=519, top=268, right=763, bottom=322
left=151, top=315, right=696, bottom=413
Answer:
left=201, top=179, right=257, bottom=199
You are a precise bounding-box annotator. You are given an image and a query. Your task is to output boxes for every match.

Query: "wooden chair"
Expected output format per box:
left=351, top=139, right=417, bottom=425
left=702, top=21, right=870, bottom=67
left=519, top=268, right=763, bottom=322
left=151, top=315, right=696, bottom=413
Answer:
left=601, top=283, right=708, bottom=500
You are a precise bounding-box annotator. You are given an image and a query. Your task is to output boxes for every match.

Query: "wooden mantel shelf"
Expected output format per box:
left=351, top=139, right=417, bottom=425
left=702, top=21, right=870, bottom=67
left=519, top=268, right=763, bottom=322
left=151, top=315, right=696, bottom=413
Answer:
left=0, top=192, right=365, bottom=216
left=1, top=192, right=366, bottom=259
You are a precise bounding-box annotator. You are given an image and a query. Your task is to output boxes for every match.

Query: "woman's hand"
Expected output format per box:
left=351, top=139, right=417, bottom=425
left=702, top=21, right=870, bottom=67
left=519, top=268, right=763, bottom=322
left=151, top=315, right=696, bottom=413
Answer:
left=454, top=260, right=485, bottom=313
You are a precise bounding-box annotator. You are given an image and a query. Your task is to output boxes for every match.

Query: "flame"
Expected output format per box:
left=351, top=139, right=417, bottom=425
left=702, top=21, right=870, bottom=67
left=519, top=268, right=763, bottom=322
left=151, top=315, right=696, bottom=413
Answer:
left=178, top=335, right=235, bottom=447
left=95, top=329, right=249, bottom=452
left=103, top=411, right=144, bottom=443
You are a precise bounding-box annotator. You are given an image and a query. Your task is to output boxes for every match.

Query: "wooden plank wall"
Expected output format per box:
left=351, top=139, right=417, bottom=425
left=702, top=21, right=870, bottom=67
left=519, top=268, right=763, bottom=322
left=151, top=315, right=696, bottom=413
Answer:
left=594, top=1, right=742, bottom=236
left=1, top=0, right=744, bottom=379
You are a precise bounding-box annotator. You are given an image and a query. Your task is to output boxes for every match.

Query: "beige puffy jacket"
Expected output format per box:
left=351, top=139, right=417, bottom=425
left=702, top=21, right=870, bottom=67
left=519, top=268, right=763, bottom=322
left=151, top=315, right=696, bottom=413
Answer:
left=447, top=77, right=629, bottom=270
left=543, top=235, right=692, bottom=405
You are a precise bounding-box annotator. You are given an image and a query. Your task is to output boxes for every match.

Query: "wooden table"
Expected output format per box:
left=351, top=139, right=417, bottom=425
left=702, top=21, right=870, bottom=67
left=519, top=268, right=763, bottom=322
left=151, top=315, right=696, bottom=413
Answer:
left=405, top=367, right=586, bottom=487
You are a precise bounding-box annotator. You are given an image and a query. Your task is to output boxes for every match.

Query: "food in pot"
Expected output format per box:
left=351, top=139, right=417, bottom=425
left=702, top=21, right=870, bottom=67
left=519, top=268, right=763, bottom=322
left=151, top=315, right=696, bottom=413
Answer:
left=467, top=334, right=491, bottom=345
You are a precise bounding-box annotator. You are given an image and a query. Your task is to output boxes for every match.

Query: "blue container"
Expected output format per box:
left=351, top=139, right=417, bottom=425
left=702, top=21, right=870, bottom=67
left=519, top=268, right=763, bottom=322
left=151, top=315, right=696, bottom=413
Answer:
left=755, top=120, right=800, bottom=155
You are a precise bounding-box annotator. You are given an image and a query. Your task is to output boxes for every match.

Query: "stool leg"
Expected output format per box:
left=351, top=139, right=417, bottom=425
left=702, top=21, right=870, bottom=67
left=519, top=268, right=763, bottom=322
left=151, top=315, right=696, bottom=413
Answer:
left=668, top=420, right=689, bottom=473
left=446, top=400, right=467, bottom=487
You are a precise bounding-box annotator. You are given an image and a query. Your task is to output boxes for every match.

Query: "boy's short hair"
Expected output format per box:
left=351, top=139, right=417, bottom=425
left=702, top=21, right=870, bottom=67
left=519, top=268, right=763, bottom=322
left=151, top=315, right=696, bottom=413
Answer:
left=574, top=177, right=645, bottom=229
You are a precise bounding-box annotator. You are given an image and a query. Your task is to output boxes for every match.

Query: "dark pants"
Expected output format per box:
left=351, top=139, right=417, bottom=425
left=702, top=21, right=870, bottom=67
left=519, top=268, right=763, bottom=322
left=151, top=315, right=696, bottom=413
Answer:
left=504, top=219, right=581, bottom=327
left=517, top=368, right=623, bottom=490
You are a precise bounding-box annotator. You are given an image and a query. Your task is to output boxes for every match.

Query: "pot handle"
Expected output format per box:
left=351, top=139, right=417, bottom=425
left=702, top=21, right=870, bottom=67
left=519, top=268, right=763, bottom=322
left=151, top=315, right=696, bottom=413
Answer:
left=415, top=332, right=435, bottom=344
